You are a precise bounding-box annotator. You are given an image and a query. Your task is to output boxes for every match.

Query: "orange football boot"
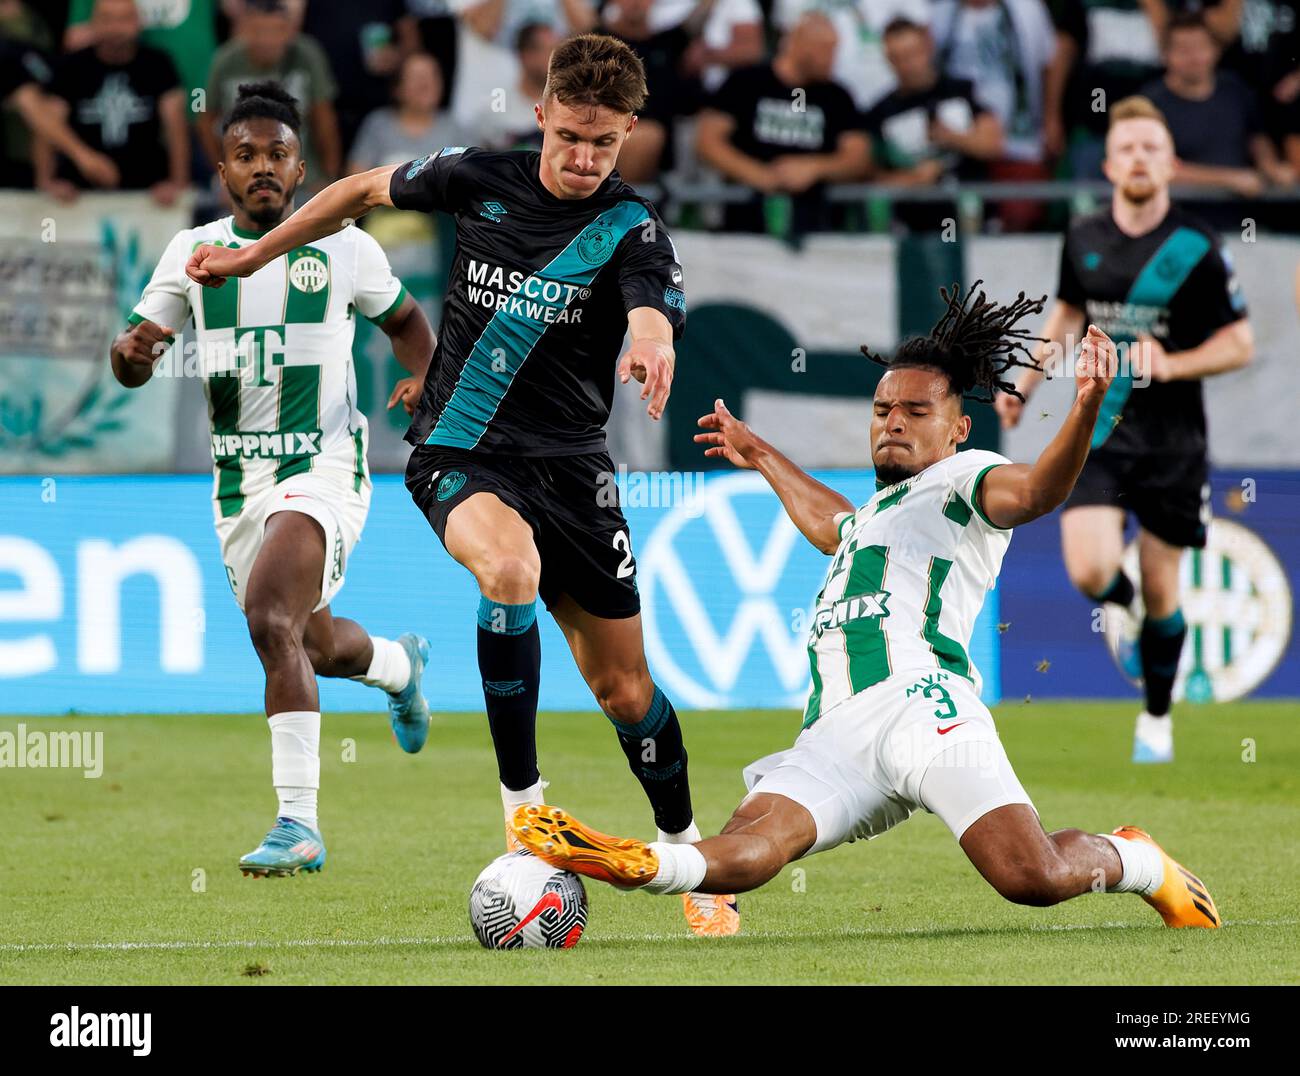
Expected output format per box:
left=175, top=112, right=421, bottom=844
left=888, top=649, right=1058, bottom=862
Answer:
left=511, top=805, right=659, bottom=888
left=681, top=891, right=740, bottom=937
left=1113, top=826, right=1220, bottom=928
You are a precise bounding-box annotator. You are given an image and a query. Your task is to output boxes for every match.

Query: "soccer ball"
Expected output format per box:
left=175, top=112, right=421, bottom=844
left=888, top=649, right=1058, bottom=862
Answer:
left=469, top=850, right=588, bottom=949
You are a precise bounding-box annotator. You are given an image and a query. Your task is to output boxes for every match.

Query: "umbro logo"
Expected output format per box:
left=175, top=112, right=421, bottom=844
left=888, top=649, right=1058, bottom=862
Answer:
left=479, top=201, right=508, bottom=222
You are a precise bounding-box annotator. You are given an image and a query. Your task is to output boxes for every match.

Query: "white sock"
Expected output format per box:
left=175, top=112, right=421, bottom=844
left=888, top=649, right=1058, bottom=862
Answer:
left=657, top=820, right=702, bottom=845
left=501, top=776, right=548, bottom=815
left=642, top=841, right=708, bottom=895
left=269, top=711, right=321, bottom=829
left=352, top=636, right=411, bottom=694
left=1099, top=833, right=1165, bottom=895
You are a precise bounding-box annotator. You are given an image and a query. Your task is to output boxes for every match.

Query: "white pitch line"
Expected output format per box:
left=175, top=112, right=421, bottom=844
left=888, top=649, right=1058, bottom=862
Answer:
left=0, top=919, right=1294, bottom=954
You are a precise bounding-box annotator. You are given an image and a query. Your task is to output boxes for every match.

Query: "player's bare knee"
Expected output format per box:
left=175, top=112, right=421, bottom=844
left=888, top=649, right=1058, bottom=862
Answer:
left=1068, top=563, right=1114, bottom=600
left=475, top=553, right=540, bottom=605
left=246, top=604, right=303, bottom=663
left=592, top=675, right=651, bottom=723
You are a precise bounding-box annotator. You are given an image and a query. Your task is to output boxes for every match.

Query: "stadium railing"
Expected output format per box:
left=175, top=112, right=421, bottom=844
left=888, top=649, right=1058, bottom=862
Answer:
left=647, top=177, right=1300, bottom=237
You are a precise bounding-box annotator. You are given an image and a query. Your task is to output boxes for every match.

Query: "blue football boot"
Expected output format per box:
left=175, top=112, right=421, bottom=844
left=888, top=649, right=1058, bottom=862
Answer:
left=387, top=633, right=431, bottom=754
left=239, top=817, right=327, bottom=877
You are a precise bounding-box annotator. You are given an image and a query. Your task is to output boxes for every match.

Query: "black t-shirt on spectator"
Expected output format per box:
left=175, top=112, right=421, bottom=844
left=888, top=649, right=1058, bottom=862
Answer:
left=0, top=36, right=51, bottom=101
left=601, top=24, right=700, bottom=172
left=50, top=44, right=179, bottom=189
left=303, top=0, right=405, bottom=153
left=0, top=37, right=54, bottom=187
left=611, top=25, right=699, bottom=126
left=709, top=63, right=862, bottom=162
left=1141, top=72, right=1261, bottom=169
left=1211, top=0, right=1300, bottom=93
left=862, top=75, right=989, bottom=177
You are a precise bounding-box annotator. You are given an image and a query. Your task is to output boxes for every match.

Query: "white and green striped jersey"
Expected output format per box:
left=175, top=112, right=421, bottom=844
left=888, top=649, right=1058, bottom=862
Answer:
left=130, top=216, right=408, bottom=518
left=803, top=449, right=1013, bottom=728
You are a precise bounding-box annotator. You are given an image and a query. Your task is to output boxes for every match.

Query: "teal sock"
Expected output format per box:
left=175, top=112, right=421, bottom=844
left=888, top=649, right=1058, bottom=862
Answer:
left=1140, top=609, right=1186, bottom=716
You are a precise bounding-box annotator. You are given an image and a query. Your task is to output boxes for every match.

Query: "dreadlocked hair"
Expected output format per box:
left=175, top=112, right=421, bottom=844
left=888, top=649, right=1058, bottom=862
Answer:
left=223, top=81, right=302, bottom=136
left=861, top=280, right=1047, bottom=403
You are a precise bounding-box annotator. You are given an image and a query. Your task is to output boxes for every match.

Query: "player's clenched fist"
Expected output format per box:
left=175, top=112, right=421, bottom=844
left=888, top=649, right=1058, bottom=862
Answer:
left=1075, top=323, right=1118, bottom=406
left=186, top=243, right=259, bottom=288
left=114, top=319, right=175, bottom=366
left=695, top=398, right=760, bottom=469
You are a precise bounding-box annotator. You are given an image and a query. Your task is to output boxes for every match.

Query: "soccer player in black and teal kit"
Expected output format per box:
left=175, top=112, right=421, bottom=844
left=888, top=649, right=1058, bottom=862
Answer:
left=997, top=97, right=1253, bottom=764
left=188, top=35, right=739, bottom=934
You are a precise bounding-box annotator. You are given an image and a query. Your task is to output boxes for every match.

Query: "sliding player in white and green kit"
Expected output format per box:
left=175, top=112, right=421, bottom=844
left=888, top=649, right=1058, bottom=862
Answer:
left=109, top=83, right=437, bottom=877
left=512, top=284, right=1221, bottom=931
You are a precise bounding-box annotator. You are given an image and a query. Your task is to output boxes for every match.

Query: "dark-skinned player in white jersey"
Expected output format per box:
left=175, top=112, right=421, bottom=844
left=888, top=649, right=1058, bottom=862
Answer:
left=112, top=83, right=437, bottom=877
left=509, top=285, right=1220, bottom=932
left=186, top=36, right=737, bottom=935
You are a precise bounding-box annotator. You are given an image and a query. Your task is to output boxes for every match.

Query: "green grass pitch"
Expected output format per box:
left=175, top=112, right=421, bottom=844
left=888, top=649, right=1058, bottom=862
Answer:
left=0, top=702, right=1296, bottom=985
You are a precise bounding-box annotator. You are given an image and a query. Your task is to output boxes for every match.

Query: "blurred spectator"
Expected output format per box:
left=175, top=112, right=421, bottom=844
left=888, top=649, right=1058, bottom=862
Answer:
left=453, top=0, right=596, bottom=47
left=456, top=20, right=554, bottom=150
left=696, top=12, right=871, bottom=233
left=606, top=0, right=764, bottom=93
left=302, top=0, right=406, bottom=156
left=864, top=17, right=1003, bottom=186
left=0, top=0, right=51, bottom=48
left=930, top=0, right=1061, bottom=165
left=773, top=0, right=932, bottom=110
left=347, top=52, right=467, bottom=173
left=1140, top=13, right=1292, bottom=198
left=399, top=1, right=461, bottom=112
left=1053, top=0, right=1167, bottom=178
left=201, top=0, right=340, bottom=188
left=451, top=0, right=595, bottom=136
left=1209, top=0, right=1300, bottom=140
left=64, top=0, right=218, bottom=118
left=600, top=0, right=717, bottom=181
left=0, top=32, right=120, bottom=190
left=1, top=0, right=54, bottom=186
left=33, top=0, right=188, bottom=204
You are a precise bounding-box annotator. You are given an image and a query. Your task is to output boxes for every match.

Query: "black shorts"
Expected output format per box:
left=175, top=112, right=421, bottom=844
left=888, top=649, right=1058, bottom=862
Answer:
left=1063, top=450, right=1210, bottom=549
left=405, top=444, right=640, bottom=619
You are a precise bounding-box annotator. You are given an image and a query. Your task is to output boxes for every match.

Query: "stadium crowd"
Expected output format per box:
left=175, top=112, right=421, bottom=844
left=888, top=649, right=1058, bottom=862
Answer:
left=2, top=0, right=1299, bottom=233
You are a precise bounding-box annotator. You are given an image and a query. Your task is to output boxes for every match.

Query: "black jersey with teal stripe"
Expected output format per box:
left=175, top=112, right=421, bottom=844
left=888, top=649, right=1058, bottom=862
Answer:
left=389, top=146, right=686, bottom=455
left=1056, top=206, right=1247, bottom=458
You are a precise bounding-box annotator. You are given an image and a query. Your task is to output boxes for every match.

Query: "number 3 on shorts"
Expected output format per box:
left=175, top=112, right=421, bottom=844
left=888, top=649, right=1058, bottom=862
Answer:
left=612, top=529, right=635, bottom=578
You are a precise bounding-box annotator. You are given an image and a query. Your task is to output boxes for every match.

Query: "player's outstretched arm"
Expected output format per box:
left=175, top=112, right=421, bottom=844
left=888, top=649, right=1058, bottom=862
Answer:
left=978, top=324, right=1117, bottom=529
left=994, top=298, right=1084, bottom=429
left=382, top=294, right=437, bottom=415
left=185, top=165, right=400, bottom=287
left=109, top=319, right=175, bottom=389
left=696, top=398, right=853, bottom=554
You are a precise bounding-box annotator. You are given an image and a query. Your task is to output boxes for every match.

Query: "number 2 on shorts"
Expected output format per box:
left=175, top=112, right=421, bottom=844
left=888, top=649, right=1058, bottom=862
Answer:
left=612, top=529, right=635, bottom=578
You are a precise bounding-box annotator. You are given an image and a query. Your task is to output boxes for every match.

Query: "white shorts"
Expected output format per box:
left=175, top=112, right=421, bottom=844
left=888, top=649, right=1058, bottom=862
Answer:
left=743, top=669, right=1035, bottom=854
left=213, top=470, right=370, bottom=613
